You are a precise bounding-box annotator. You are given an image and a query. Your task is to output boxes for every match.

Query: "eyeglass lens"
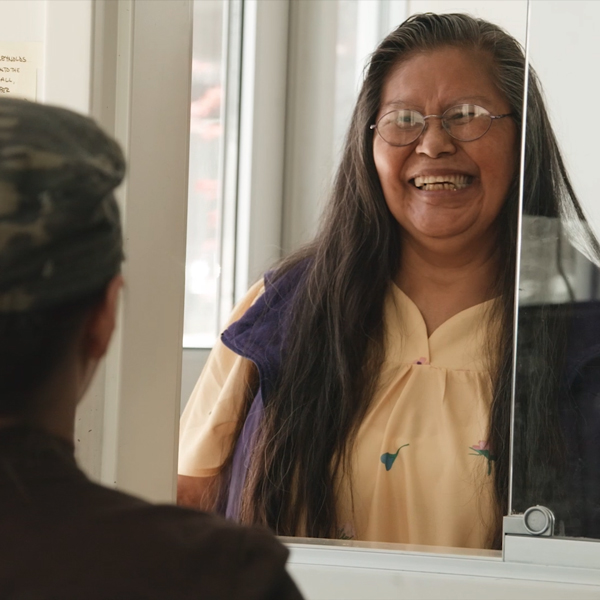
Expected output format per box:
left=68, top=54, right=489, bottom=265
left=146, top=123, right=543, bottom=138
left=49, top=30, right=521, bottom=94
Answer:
left=377, top=104, right=493, bottom=146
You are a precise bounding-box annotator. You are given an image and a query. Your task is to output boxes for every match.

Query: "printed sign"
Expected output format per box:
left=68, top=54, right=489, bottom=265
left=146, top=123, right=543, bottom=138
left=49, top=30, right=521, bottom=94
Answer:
left=0, top=42, right=43, bottom=101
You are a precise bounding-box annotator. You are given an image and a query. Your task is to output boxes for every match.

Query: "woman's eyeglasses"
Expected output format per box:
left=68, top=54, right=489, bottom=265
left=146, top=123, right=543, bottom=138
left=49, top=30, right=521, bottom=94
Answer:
left=369, top=104, right=513, bottom=147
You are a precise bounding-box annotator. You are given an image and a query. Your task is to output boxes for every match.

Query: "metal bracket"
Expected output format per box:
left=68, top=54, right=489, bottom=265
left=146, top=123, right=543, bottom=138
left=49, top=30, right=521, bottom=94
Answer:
left=503, top=505, right=555, bottom=537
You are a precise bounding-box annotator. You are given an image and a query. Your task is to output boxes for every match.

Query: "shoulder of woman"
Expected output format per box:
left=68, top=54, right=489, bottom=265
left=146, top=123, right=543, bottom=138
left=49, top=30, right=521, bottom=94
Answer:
left=225, top=278, right=267, bottom=328
left=226, top=258, right=312, bottom=330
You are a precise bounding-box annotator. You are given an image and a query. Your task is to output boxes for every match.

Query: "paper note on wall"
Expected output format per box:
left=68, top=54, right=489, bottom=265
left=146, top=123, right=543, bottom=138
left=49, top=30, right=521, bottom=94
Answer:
left=0, top=42, right=43, bottom=101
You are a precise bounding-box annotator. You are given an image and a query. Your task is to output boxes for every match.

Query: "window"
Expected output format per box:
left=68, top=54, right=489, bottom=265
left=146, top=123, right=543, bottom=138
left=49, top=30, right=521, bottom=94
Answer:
left=183, top=0, right=242, bottom=349
left=333, top=0, right=408, bottom=160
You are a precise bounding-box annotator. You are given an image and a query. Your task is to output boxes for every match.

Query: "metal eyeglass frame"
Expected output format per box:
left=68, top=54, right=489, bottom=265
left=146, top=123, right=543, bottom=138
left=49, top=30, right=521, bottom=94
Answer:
left=369, top=104, right=513, bottom=147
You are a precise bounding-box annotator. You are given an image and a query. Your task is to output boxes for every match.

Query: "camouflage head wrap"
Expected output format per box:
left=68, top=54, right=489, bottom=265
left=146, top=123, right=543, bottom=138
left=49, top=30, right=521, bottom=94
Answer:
left=0, top=97, right=125, bottom=312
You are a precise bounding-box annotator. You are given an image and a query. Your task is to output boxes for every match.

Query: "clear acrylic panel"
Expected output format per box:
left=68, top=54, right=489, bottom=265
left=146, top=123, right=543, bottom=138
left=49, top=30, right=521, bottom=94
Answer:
left=333, top=1, right=409, bottom=162
left=512, top=0, right=600, bottom=539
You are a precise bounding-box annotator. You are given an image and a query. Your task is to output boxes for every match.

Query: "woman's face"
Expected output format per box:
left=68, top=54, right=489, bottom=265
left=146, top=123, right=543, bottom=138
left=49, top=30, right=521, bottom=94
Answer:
left=373, top=47, right=518, bottom=252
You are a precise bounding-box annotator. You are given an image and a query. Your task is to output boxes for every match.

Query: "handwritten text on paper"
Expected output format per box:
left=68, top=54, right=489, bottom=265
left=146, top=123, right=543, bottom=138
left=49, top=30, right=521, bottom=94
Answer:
left=0, top=43, right=43, bottom=100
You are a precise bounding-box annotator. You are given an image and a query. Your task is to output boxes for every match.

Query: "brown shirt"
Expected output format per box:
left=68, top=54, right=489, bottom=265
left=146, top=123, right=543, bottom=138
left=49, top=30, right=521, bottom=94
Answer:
left=0, top=427, right=303, bottom=600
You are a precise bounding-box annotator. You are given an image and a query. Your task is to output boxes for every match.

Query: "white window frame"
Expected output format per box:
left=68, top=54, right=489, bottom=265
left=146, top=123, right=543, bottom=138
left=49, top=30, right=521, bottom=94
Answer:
left=285, top=537, right=600, bottom=598
left=180, top=0, right=244, bottom=411
left=235, top=0, right=289, bottom=298
left=82, top=0, right=193, bottom=503
left=40, top=0, right=100, bottom=481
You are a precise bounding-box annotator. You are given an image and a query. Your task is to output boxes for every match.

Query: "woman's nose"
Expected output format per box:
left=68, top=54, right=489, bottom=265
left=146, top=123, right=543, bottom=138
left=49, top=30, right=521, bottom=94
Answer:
left=414, top=118, right=456, bottom=158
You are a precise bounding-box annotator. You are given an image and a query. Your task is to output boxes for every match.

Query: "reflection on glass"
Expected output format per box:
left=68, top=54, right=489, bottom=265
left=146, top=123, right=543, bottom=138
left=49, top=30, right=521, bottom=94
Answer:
left=183, top=0, right=225, bottom=348
left=512, top=0, right=600, bottom=539
left=333, top=1, right=408, bottom=161
left=333, top=0, right=361, bottom=157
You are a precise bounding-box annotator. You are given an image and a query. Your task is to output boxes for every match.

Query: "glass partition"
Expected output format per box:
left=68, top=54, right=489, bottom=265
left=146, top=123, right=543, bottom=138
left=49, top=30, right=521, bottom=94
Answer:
left=303, top=0, right=527, bottom=550
left=512, top=0, right=600, bottom=539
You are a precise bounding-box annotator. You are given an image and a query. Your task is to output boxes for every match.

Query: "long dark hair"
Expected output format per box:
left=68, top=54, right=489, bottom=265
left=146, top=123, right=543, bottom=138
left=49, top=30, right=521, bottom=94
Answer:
left=236, top=13, right=589, bottom=547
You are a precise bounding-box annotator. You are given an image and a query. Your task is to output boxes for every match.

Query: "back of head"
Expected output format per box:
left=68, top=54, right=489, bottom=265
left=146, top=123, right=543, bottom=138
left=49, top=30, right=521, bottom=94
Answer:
left=0, top=98, right=125, bottom=414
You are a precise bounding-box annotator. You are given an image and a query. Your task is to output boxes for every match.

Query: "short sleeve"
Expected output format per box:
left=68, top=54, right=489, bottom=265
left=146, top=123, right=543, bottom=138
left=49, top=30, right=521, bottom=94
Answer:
left=178, top=279, right=265, bottom=477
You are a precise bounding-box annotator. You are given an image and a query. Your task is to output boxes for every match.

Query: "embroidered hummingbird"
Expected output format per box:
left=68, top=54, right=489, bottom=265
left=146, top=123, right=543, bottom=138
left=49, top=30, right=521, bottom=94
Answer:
left=380, top=444, right=409, bottom=471
left=469, top=440, right=497, bottom=475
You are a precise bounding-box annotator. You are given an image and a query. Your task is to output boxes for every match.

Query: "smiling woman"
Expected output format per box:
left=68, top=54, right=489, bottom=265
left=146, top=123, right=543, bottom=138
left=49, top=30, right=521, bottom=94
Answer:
left=374, top=48, right=517, bottom=244
left=372, top=46, right=518, bottom=335
left=177, top=12, right=586, bottom=550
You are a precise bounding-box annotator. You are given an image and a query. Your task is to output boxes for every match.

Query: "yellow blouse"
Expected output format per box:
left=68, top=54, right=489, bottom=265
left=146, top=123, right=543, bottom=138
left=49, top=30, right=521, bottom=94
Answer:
left=178, top=280, right=498, bottom=549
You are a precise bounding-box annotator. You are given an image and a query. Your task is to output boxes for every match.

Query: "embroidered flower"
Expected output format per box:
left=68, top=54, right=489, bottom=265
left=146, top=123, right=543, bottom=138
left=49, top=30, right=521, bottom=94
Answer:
left=412, top=356, right=430, bottom=365
left=380, top=444, right=409, bottom=471
left=469, top=440, right=497, bottom=475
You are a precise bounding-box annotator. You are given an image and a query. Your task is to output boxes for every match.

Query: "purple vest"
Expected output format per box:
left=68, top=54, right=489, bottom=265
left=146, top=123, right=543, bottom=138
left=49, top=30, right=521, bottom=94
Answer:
left=219, top=263, right=306, bottom=519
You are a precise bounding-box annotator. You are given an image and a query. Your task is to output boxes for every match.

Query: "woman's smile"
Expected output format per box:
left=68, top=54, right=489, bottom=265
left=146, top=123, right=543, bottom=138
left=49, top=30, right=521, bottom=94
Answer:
left=411, top=173, right=473, bottom=192
left=407, top=170, right=480, bottom=212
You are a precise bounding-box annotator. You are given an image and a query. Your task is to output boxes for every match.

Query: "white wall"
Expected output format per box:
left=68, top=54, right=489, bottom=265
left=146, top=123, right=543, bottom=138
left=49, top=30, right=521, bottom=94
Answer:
left=0, top=1, right=44, bottom=42
left=282, top=0, right=339, bottom=254
left=0, top=0, right=94, bottom=111
left=527, top=0, right=600, bottom=238
left=409, top=0, right=527, bottom=46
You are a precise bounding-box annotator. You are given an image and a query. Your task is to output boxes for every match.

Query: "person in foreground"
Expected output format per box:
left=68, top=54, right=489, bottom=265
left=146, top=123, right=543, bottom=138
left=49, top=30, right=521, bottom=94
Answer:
left=179, top=12, right=598, bottom=549
left=0, top=97, right=303, bottom=600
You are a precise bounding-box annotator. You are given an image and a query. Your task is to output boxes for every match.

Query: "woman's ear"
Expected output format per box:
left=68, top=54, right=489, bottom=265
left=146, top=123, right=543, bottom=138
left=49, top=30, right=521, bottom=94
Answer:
left=85, top=275, right=124, bottom=360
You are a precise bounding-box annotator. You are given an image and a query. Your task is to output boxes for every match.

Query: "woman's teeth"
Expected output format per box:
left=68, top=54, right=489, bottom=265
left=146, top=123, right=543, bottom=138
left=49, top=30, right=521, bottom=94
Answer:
left=413, top=174, right=473, bottom=191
